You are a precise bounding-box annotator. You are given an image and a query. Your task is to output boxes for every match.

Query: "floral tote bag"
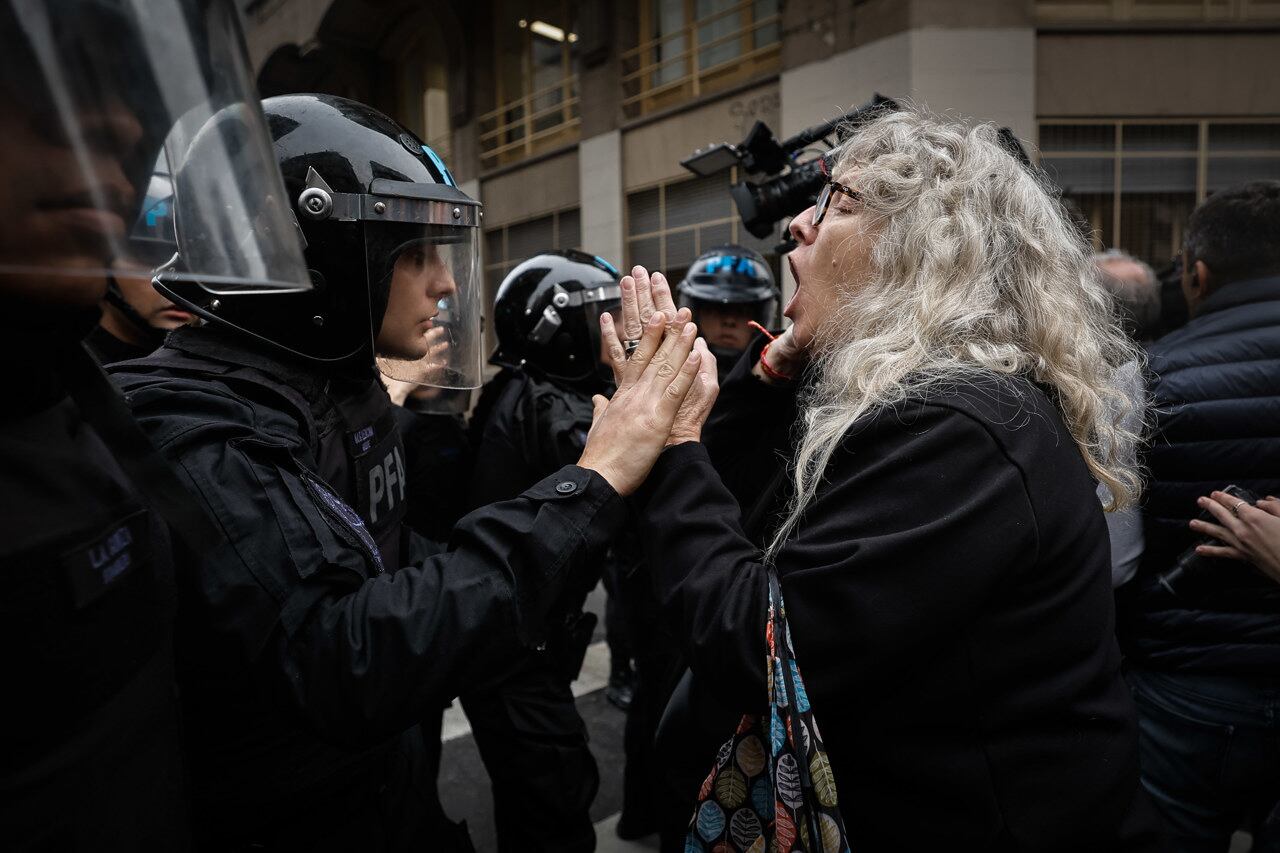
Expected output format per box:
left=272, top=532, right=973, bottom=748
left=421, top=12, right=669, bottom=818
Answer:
left=686, top=570, right=851, bottom=853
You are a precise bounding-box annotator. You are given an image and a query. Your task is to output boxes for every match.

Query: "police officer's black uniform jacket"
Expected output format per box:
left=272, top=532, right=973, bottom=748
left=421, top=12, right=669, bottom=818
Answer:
left=467, top=367, right=595, bottom=510
left=0, top=325, right=187, bottom=849
left=111, top=326, right=625, bottom=847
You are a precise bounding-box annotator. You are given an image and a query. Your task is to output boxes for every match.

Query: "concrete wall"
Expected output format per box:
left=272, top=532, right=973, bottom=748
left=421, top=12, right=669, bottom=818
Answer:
left=579, top=131, right=625, bottom=269
left=479, top=150, right=580, bottom=229
left=1038, top=32, right=1280, bottom=117
left=621, top=82, right=781, bottom=190
left=779, top=28, right=1036, bottom=143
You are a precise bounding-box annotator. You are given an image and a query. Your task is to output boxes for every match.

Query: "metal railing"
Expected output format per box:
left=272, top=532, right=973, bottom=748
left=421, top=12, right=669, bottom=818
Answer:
left=620, top=0, right=781, bottom=119
left=1035, top=0, right=1280, bottom=22
left=478, top=75, right=581, bottom=170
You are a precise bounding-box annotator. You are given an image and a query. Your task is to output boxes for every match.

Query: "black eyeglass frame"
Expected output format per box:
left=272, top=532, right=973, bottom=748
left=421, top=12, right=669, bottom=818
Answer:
left=812, top=179, right=863, bottom=226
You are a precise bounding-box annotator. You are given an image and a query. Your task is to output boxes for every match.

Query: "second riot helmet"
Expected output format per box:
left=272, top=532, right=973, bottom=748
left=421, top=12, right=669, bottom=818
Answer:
left=491, top=250, right=622, bottom=388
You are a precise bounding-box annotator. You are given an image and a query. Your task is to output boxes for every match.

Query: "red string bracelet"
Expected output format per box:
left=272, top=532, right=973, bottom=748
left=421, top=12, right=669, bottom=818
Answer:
left=748, top=321, right=796, bottom=382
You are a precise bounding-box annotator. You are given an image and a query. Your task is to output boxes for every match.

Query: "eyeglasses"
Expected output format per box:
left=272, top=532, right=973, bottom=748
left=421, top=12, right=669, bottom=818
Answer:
left=811, top=179, right=863, bottom=226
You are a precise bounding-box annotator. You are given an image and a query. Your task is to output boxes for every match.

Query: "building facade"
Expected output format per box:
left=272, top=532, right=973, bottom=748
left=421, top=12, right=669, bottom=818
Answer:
left=244, top=0, right=1280, bottom=340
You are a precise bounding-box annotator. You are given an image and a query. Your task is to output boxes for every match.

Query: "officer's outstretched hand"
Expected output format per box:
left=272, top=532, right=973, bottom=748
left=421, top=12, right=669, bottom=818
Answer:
left=578, top=311, right=703, bottom=496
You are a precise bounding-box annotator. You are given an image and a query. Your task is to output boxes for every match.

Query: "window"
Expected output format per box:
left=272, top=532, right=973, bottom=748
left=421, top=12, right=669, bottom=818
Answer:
left=1038, top=119, right=1280, bottom=267
left=1035, top=0, right=1280, bottom=23
left=625, top=172, right=780, bottom=290
left=482, top=208, right=582, bottom=351
left=621, top=0, right=781, bottom=120
left=480, top=1, right=582, bottom=170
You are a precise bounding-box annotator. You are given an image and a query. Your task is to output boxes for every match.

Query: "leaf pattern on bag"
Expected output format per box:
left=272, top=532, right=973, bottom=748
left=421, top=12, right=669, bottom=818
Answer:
left=697, top=801, right=726, bottom=841
left=819, top=812, right=845, bottom=853
left=685, top=578, right=851, bottom=853
left=773, top=657, right=789, bottom=708
left=776, top=753, right=803, bottom=808
left=717, top=738, right=734, bottom=769
left=751, top=777, right=772, bottom=818
left=770, top=709, right=786, bottom=757
left=810, top=749, right=838, bottom=808
left=774, top=811, right=796, bottom=853
left=736, top=734, right=766, bottom=777
left=730, top=808, right=763, bottom=849
left=790, top=660, right=811, bottom=712
left=715, top=768, right=748, bottom=810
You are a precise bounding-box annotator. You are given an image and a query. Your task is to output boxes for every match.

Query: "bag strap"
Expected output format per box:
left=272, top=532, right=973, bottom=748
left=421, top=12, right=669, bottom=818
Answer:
left=768, top=565, right=826, bottom=845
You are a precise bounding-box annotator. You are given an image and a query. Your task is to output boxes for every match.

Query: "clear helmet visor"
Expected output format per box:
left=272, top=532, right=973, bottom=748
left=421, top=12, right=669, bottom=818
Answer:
left=0, top=0, right=311, bottom=303
left=374, top=224, right=484, bottom=390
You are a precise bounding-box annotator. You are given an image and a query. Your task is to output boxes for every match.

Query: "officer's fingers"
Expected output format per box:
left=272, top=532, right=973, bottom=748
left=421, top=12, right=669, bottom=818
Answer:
left=651, top=272, right=678, bottom=315
left=658, top=347, right=703, bottom=420
left=620, top=313, right=667, bottom=389
left=601, top=313, right=628, bottom=384
left=633, top=265, right=656, bottom=323
left=620, top=275, right=643, bottom=340
left=1195, top=542, right=1248, bottom=562
left=1259, top=498, right=1280, bottom=518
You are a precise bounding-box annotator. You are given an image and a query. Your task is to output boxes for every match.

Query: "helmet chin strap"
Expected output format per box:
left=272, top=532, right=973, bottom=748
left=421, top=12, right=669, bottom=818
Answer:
left=104, top=274, right=166, bottom=348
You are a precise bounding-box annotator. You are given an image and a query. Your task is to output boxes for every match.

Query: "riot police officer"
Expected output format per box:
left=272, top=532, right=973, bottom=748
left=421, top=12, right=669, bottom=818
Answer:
left=676, top=245, right=779, bottom=377
left=0, top=1, right=310, bottom=848
left=465, top=249, right=623, bottom=851
left=84, top=156, right=194, bottom=364
left=111, top=95, right=691, bottom=850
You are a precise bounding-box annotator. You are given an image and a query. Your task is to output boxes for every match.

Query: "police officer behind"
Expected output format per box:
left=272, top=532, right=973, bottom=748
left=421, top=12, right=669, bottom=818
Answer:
left=112, top=95, right=707, bottom=850
left=466, top=249, right=624, bottom=851
left=0, top=1, right=312, bottom=848
left=676, top=245, right=778, bottom=377
left=84, top=159, right=193, bottom=364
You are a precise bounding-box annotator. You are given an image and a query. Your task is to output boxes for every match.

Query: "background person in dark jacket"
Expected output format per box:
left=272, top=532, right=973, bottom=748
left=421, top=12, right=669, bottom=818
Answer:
left=1120, top=180, right=1280, bottom=853
left=608, top=108, right=1163, bottom=851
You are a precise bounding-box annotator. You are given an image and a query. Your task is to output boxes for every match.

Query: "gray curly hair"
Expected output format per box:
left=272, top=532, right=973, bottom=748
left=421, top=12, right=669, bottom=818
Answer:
left=767, top=108, right=1145, bottom=558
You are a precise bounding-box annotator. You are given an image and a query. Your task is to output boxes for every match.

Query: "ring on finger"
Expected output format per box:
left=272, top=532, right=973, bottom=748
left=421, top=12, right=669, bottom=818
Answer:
left=624, top=339, right=640, bottom=357
left=1232, top=499, right=1247, bottom=517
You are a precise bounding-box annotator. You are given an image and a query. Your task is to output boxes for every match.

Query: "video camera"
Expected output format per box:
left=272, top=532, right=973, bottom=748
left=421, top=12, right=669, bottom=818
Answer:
left=683, top=95, right=1033, bottom=252
left=681, top=94, right=899, bottom=250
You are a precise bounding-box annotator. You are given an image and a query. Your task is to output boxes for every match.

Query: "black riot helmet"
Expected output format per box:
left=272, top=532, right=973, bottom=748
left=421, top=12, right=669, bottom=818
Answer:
left=156, top=94, right=484, bottom=389
left=677, top=245, right=778, bottom=320
left=677, top=245, right=778, bottom=363
left=491, top=250, right=622, bottom=389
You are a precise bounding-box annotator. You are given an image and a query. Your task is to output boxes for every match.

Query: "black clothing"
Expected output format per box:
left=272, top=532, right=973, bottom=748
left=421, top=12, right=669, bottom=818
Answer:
left=463, top=366, right=601, bottom=852
left=394, top=405, right=473, bottom=542
left=111, top=327, right=623, bottom=849
left=1121, top=276, right=1280, bottom=675
left=467, top=368, right=594, bottom=510
left=84, top=323, right=155, bottom=365
left=634, top=341, right=1162, bottom=852
left=0, top=333, right=186, bottom=850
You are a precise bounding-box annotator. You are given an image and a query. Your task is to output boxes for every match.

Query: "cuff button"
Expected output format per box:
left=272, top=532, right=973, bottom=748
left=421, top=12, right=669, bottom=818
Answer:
left=555, top=481, right=578, bottom=495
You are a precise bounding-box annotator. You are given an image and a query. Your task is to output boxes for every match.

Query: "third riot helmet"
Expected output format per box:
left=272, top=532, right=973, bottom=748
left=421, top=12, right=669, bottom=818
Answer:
left=677, top=245, right=778, bottom=363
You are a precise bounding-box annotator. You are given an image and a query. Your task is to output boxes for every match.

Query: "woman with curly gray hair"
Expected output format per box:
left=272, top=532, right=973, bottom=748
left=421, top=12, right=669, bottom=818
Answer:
left=612, top=107, right=1165, bottom=850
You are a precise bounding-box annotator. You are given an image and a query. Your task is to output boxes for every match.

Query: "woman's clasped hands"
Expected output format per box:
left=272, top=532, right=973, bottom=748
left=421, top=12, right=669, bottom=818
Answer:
left=576, top=266, right=719, bottom=496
